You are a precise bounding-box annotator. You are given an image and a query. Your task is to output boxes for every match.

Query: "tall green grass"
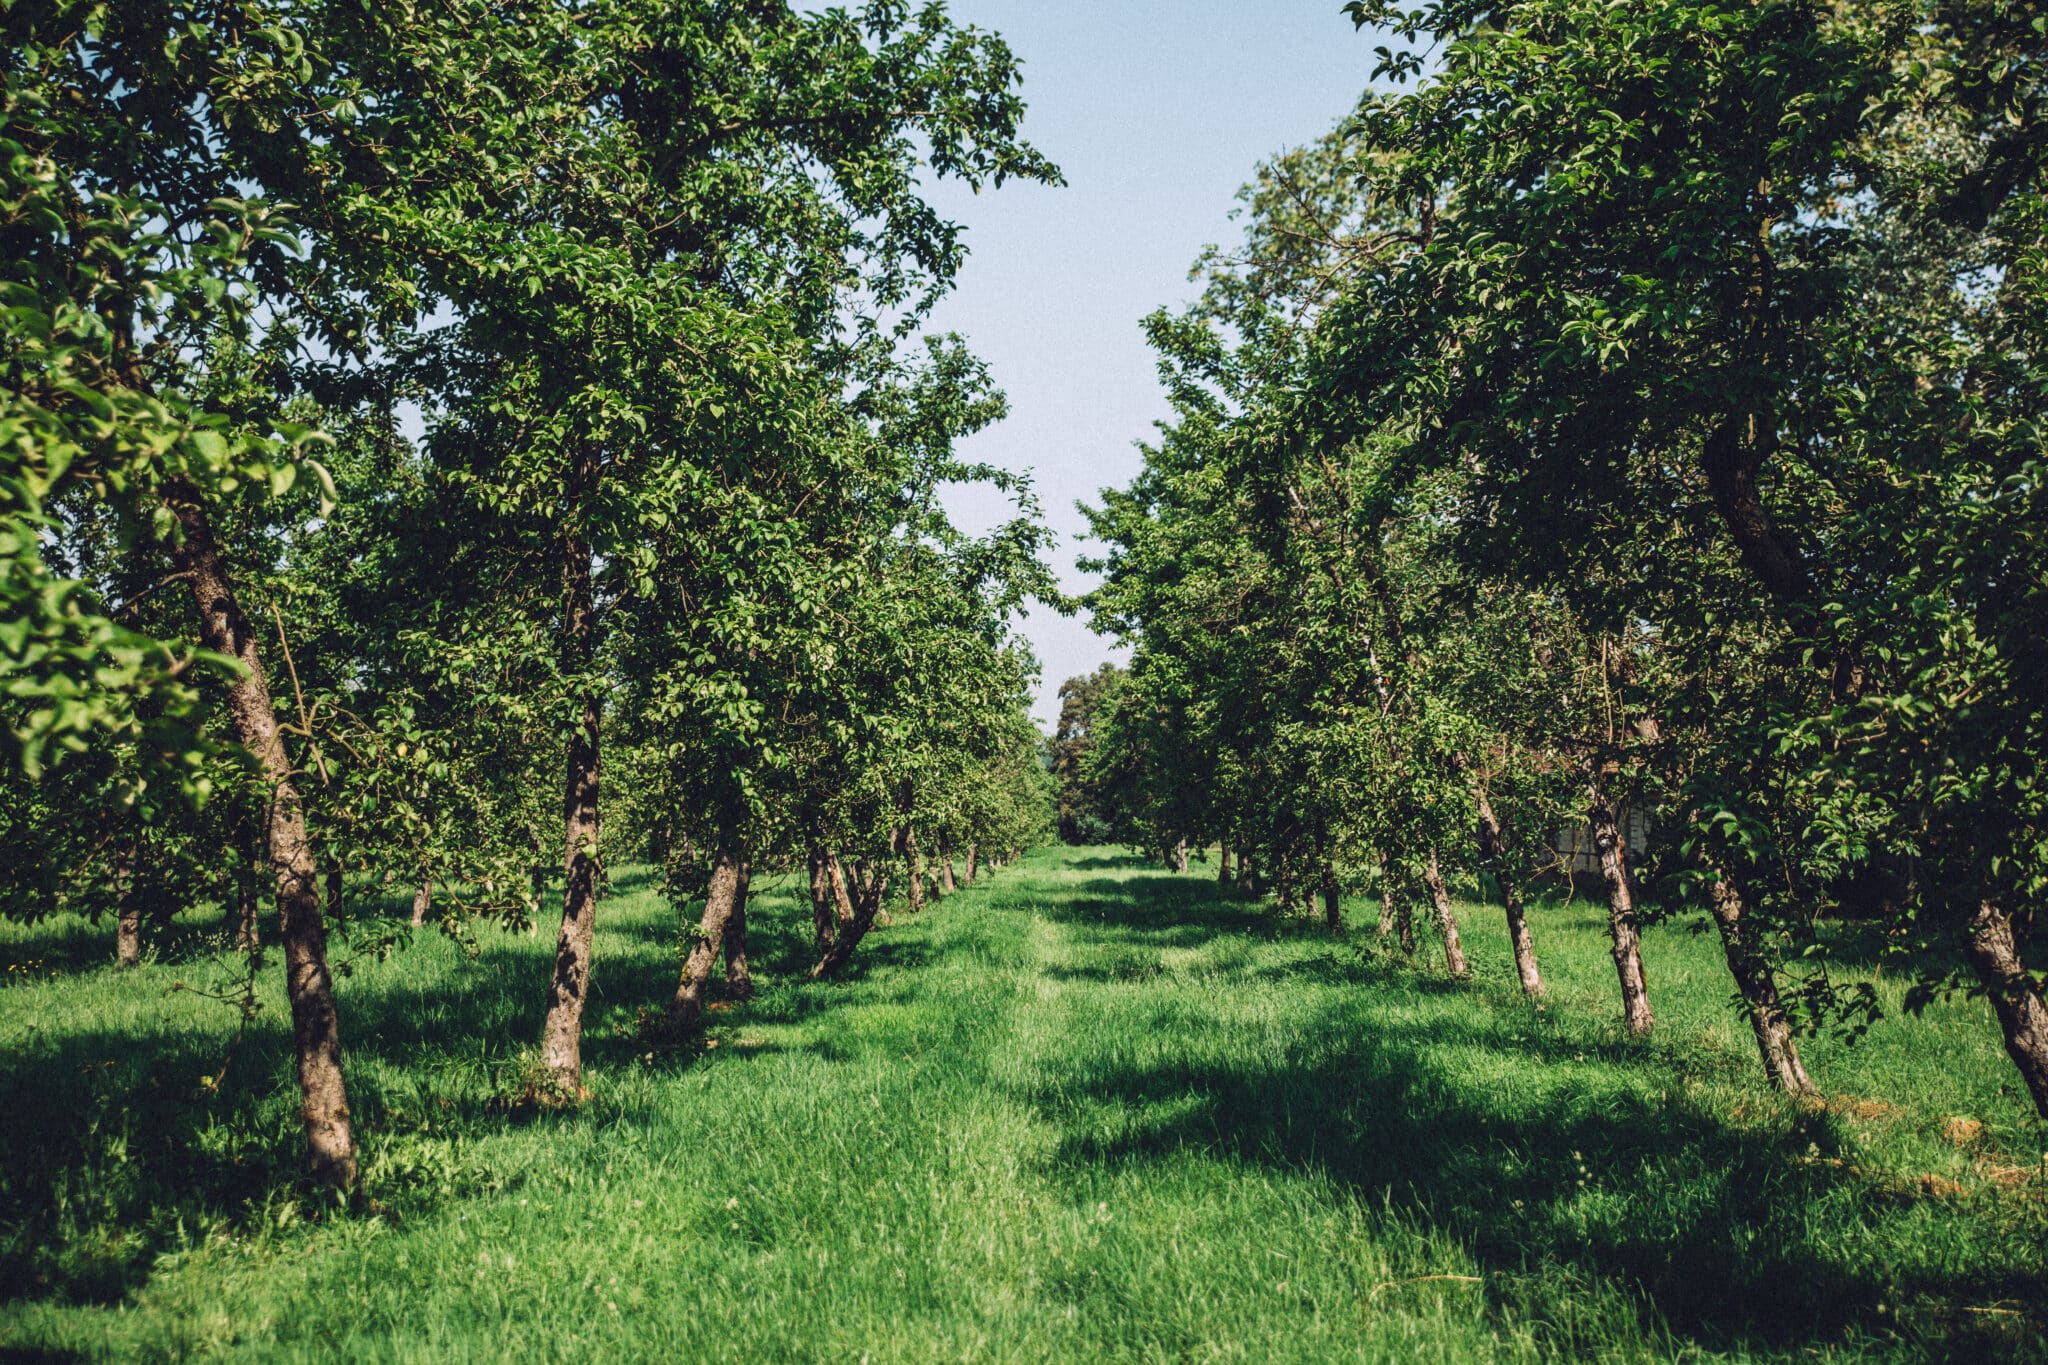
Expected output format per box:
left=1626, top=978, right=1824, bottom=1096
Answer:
left=2, top=847, right=2042, bottom=1360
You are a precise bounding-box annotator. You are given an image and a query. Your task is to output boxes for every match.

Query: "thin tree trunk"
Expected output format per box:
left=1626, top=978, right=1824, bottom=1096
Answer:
left=1704, top=865, right=1813, bottom=1093
left=114, top=834, right=141, bottom=968
left=965, top=845, right=978, bottom=883
left=1218, top=839, right=1233, bottom=885
left=1475, top=791, right=1543, bottom=997
left=1421, top=849, right=1470, bottom=976
left=1237, top=852, right=1256, bottom=896
left=723, top=859, right=752, bottom=1002
left=235, top=859, right=260, bottom=956
left=808, top=847, right=837, bottom=951
left=410, top=872, right=433, bottom=929
left=1377, top=851, right=1397, bottom=938
left=539, top=444, right=604, bottom=1096
left=940, top=849, right=957, bottom=895
left=1322, top=867, right=1342, bottom=933
left=669, top=848, right=743, bottom=1034
left=1965, top=900, right=2048, bottom=1118
left=906, top=828, right=927, bottom=914
left=1588, top=788, right=1654, bottom=1036
left=325, top=863, right=345, bottom=923
left=1174, top=838, right=1189, bottom=875
left=168, top=484, right=355, bottom=1187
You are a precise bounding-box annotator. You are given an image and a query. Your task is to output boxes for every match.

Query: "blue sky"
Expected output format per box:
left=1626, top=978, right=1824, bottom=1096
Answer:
left=914, top=4, right=1383, bottom=727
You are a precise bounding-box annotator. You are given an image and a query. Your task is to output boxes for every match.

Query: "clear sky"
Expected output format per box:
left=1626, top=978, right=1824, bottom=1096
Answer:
left=914, top=3, right=1381, bottom=728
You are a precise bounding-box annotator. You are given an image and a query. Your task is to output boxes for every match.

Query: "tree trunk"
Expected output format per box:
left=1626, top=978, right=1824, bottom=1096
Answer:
left=965, top=845, right=978, bottom=883
left=235, top=859, right=260, bottom=956
left=168, top=484, right=356, bottom=1187
left=410, top=873, right=433, bottom=929
left=808, top=847, right=837, bottom=951
left=810, top=862, right=890, bottom=979
left=1377, top=851, right=1397, bottom=938
left=906, top=828, right=927, bottom=914
left=1421, top=849, right=1470, bottom=976
left=1475, top=791, right=1543, bottom=997
left=669, top=848, right=744, bottom=1034
left=1704, top=866, right=1813, bottom=1094
left=829, top=854, right=857, bottom=929
left=1218, top=839, right=1233, bottom=885
left=1237, top=852, right=1256, bottom=896
left=722, top=859, right=752, bottom=1002
left=325, top=862, right=345, bottom=923
left=114, top=834, right=141, bottom=968
left=1588, top=788, right=1654, bottom=1036
left=1965, top=900, right=2048, bottom=1118
left=1173, top=838, right=1189, bottom=875
left=1322, top=867, right=1342, bottom=933
left=539, top=445, right=604, bottom=1097
left=940, top=850, right=958, bottom=895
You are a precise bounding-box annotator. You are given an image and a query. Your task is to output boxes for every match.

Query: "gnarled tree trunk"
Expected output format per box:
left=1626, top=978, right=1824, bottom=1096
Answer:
left=410, top=873, right=433, bottom=929
left=1588, top=788, right=1654, bottom=1036
left=965, top=844, right=978, bottom=883
left=1421, top=849, right=1469, bottom=976
left=1173, top=838, right=1189, bottom=875
left=169, top=484, right=356, bottom=1187
left=1965, top=900, right=2048, bottom=1118
left=1322, top=867, right=1342, bottom=933
left=940, top=849, right=957, bottom=895
left=811, top=861, right=891, bottom=979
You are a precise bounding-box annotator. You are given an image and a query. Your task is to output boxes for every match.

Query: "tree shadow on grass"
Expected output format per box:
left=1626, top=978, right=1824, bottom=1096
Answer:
left=1016, top=875, right=2047, bottom=1360
left=0, top=878, right=930, bottom=1308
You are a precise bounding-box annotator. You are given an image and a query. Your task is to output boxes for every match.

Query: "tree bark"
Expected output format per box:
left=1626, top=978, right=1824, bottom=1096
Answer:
left=1421, top=849, right=1470, bottom=976
left=829, top=854, right=857, bottom=929
left=114, top=834, right=141, bottom=968
left=168, top=484, right=356, bottom=1187
left=965, top=844, right=978, bottom=883
left=808, top=847, right=837, bottom=951
left=1173, top=838, right=1189, bottom=874
left=669, top=848, right=744, bottom=1035
left=410, top=872, right=433, bottom=929
left=1237, top=852, right=1256, bottom=896
left=1475, top=791, right=1543, bottom=997
left=1377, top=851, right=1397, bottom=938
left=1703, top=865, right=1813, bottom=1094
left=1322, top=867, right=1342, bottom=933
left=940, top=849, right=958, bottom=895
left=539, top=443, right=604, bottom=1097
left=810, top=861, right=890, bottom=979
left=1965, top=900, right=2048, bottom=1118
left=906, top=828, right=927, bottom=914
left=1588, top=788, right=1654, bottom=1036
left=1218, top=839, right=1233, bottom=885
left=722, top=859, right=752, bottom=1002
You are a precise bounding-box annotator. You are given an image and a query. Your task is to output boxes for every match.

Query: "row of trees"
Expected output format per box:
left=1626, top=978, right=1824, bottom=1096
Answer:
left=1, top=0, right=1056, bottom=1187
left=1079, top=0, right=2048, bottom=1114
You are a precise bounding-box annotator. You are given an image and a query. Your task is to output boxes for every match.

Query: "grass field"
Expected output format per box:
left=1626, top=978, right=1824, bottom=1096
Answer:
left=2, top=845, right=2044, bottom=1361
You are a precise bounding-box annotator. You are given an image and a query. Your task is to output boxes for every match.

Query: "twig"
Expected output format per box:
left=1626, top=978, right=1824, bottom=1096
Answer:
left=268, top=599, right=330, bottom=783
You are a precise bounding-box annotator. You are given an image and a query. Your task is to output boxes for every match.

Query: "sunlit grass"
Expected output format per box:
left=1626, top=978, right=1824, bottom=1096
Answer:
left=2, top=847, right=2043, bottom=1360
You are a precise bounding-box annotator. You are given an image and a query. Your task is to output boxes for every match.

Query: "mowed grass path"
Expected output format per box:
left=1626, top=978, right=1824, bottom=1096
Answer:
left=3, top=847, right=2045, bottom=1361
